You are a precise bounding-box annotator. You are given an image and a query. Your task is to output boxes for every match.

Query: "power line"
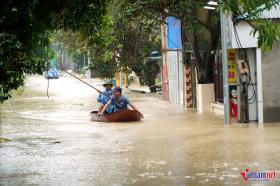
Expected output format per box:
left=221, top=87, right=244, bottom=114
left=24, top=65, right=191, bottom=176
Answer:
left=232, top=20, right=257, bottom=104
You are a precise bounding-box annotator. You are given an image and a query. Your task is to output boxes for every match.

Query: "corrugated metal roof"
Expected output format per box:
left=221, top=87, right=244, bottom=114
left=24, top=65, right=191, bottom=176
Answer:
left=237, top=4, right=280, bottom=21
left=259, top=4, right=280, bottom=19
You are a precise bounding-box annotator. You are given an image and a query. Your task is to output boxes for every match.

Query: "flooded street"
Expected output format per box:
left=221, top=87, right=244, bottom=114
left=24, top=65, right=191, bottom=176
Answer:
left=1, top=75, right=280, bottom=186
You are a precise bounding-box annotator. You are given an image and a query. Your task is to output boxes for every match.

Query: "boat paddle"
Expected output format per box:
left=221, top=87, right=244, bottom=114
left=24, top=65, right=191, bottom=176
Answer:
left=55, top=64, right=144, bottom=118
left=54, top=64, right=106, bottom=96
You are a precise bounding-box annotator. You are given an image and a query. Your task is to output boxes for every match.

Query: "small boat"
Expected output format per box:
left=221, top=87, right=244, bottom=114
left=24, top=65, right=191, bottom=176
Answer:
left=90, top=110, right=143, bottom=122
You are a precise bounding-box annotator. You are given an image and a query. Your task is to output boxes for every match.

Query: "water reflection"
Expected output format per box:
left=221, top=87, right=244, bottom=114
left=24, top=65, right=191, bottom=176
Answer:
left=1, top=76, right=280, bottom=185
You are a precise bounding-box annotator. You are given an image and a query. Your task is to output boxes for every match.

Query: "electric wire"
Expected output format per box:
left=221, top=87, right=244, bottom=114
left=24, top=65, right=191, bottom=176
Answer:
left=232, top=20, right=257, bottom=104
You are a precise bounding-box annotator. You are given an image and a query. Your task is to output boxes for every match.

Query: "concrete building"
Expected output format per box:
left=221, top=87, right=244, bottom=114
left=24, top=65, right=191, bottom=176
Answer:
left=160, top=6, right=280, bottom=123
left=217, top=5, right=280, bottom=122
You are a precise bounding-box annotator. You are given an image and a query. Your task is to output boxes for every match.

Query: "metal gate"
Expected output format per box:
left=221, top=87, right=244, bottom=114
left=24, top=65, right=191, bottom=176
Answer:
left=167, top=51, right=184, bottom=105
left=214, top=51, right=224, bottom=103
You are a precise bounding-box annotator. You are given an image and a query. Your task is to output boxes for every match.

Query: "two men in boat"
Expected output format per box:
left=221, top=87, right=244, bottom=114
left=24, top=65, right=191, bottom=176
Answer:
left=97, top=83, right=141, bottom=116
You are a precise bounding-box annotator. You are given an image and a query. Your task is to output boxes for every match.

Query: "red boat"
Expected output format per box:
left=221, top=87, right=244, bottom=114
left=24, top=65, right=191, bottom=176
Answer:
left=90, top=110, right=143, bottom=122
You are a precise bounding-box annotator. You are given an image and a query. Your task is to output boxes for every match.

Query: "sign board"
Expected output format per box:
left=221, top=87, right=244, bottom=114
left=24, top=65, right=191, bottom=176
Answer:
left=227, top=49, right=237, bottom=84
left=167, top=17, right=182, bottom=50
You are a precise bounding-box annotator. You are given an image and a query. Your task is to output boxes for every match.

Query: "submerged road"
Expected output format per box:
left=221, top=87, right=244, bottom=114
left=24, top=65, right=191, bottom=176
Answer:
left=1, top=75, right=280, bottom=186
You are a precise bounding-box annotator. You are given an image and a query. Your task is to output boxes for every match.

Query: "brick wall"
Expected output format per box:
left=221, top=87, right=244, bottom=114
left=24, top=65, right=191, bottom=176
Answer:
left=184, top=64, right=192, bottom=108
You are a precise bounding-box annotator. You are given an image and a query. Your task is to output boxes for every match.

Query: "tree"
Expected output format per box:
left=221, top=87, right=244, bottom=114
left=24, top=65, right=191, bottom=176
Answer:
left=123, top=0, right=220, bottom=83
left=143, top=59, right=161, bottom=92
left=114, top=1, right=162, bottom=89
left=86, top=0, right=162, bottom=90
left=122, top=0, right=280, bottom=83
left=0, top=0, right=107, bottom=102
left=52, top=30, right=89, bottom=73
left=220, top=0, right=280, bottom=50
left=88, top=14, right=117, bottom=79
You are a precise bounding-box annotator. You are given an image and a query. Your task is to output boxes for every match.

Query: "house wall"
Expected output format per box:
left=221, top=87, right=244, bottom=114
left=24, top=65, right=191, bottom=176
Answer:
left=262, top=41, right=280, bottom=122
left=229, top=20, right=280, bottom=49
left=228, top=21, right=258, bottom=49
left=196, top=83, right=214, bottom=113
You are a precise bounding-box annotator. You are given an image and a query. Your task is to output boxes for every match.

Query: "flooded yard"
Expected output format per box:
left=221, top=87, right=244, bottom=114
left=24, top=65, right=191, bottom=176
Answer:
left=1, top=75, right=280, bottom=186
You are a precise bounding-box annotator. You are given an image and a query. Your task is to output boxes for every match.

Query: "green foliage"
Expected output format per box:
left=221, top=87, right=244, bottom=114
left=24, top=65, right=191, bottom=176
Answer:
left=88, top=14, right=117, bottom=79
left=125, top=0, right=280, bottom=83
left=0, top=0, right=107, bottom=102
left=142, top=59, right=160, bottom=92
left=3, top=0, right=278, bottom=100
left=52, top=30, right=89, bottom=73
left=220, top=0, right=280, bottom=50
left=125, top=0, right=220, bottom=83
left=87, top=0, right=161, bottom=85
left=52, top=21, right=116, bottom=77
left=90, top=58, right=116, bottom=79
left=0, top=33, right=45, bottom=102
left=71, top=52, right=83, bottom=71
left=114, top=0, right=161, bottom=87
left=253, top=20, right=280, bottom=50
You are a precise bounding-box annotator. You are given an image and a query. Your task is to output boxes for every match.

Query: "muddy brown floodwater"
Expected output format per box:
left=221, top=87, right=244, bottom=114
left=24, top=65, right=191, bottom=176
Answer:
left=1, top=75, right=280, bottom=186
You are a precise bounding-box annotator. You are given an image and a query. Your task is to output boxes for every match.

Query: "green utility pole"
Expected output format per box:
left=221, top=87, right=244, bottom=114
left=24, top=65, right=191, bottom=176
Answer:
left=220, top=12, right=230, bottom=124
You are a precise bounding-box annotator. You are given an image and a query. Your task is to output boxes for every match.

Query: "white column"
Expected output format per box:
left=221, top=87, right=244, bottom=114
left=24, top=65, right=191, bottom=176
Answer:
left=220, top=12, right=230, bottom=124
left=256, top=48, right=263, bottom=124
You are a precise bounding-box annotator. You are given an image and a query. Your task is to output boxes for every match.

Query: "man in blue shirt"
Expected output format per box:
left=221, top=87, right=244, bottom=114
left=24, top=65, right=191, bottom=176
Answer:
left=97, top=82, right=114, bottom=113
left=99, top=86, right=142, bottom=116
